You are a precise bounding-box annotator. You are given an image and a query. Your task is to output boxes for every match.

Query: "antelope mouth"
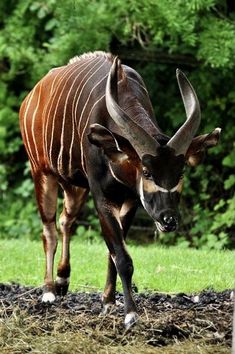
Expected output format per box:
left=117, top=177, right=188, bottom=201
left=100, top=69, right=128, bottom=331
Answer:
left=155, top=221, right=167, bottom=233
left=155, top=221, right=177, bottom=233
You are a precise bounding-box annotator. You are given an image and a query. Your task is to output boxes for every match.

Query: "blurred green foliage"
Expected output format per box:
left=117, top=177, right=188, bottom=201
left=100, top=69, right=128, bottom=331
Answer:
left=0, top=0, right=234, bottom=249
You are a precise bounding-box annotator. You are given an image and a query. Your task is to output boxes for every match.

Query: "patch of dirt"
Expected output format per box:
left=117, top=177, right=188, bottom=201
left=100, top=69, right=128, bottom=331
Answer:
left=0, top=284, right=233, bottom=353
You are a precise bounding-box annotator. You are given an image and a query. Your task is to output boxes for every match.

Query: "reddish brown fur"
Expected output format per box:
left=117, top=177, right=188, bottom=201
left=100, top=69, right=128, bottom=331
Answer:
left=19, top=52, right=220, bottom=326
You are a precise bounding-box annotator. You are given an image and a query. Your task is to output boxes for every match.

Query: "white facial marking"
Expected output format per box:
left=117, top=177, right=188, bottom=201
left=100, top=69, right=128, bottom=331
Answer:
left=42, top=292, right=56, bottom=303
left=155, top=221, right=166, bottom=233
left=139, top=177, right=148, bottom=211
left=142, top=177, right=183, bottom=194
left=156, top=181, right=182, bottom=193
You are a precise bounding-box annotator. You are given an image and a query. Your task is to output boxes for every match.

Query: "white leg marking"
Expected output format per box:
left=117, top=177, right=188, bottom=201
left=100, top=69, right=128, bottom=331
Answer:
left=192, top=295, right=200, bottom=303
left=111, top=254, right=117, bottom=267
left=56, top=276, right=70, bottom=285
left=42, top=292, right=56, bottom=303
left=120, top=200, right=135, bottom=218
left=125, top=312, right=138, bottom=329
left=102, top=302, right=115, bottom=314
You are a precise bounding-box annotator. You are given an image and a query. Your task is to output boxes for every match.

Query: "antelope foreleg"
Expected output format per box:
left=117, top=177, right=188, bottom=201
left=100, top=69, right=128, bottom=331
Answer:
left=96, top=199, right=138, bottom=328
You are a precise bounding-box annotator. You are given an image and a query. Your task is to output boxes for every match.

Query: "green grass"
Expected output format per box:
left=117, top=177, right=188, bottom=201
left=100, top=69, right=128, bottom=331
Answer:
left=0, top=238, right=234, bottom=293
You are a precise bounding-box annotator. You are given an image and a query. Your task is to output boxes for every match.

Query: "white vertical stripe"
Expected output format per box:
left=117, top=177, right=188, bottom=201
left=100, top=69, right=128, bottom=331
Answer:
left=47, top=60, right=93, bottom=167
left=50, top=67, right=64, bottom=96
left=74, top=58, right=106, bottom=131
left=57, top=58, right=99, bottom=174
left=31, top=81, right=42, bottom=163
left=48, top=64, right=79, bottom=166
left=45, top=65, right=75, bottom=164
left=108, top=163, right=125, bottom=185
left=23, top=86, right=39, bottom=171
left=80, top=77, right=123, bottom=176
left=67, top=57, right=105, bottom=174
left=45, top=62, right=91, bottom=162
left=80, top=94, right=106, bottom=175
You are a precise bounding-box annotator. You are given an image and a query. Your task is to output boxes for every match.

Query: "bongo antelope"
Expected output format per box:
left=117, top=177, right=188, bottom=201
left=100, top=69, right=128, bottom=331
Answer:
left=19, top=51, right=220, bottom=328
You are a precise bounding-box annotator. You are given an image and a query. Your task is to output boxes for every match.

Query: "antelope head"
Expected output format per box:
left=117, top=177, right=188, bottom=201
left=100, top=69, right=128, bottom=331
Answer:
left=89, top=58, right=221, bottom=232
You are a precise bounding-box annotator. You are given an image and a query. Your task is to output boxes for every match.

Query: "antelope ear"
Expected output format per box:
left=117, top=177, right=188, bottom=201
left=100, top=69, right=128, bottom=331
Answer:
left=186, top=128, right=221, bottom=166
left=88, top=123, right=128, bottom=163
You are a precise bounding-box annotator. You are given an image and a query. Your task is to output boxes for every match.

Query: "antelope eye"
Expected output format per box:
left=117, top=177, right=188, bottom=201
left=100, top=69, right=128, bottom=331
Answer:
left=143, top=168, right=152, bottom=179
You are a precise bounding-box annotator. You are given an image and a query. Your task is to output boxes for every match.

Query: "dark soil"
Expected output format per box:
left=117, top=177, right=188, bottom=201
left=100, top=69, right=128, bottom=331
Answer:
left=0, top=283, right=233, bottom=353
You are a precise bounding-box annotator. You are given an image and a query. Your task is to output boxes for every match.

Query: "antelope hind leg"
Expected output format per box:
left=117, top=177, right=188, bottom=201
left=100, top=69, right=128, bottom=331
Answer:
left=33, top=172, right=59, bottom=303
left=56, top=183, right=89, bottom=296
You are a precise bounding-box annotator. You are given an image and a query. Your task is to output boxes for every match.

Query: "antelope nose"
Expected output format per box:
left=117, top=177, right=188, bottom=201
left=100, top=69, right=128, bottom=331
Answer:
left=162, top=215, right=178, bottom=231
left=163, top=215, right=175, bottom=225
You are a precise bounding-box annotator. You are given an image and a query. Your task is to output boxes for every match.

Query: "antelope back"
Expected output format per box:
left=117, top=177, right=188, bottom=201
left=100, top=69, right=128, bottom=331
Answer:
left=19, top=52, right=155, bottom=180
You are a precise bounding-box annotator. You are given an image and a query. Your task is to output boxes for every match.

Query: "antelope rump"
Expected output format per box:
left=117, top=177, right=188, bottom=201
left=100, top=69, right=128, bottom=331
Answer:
left=19, top=51, right=220, bottom=328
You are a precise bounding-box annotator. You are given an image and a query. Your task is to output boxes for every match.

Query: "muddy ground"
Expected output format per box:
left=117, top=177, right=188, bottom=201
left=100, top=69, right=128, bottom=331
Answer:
left=0, top=283, right=233, bottom=353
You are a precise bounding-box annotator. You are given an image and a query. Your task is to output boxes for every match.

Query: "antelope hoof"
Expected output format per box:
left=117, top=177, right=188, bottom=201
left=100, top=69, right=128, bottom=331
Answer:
left=55, top=277, right=70, bottom=296
left=124, top=312, right=138, bottom=330
left=102, top=302, right=115, bottom=315
left=42, top=291, right=56, bottom=303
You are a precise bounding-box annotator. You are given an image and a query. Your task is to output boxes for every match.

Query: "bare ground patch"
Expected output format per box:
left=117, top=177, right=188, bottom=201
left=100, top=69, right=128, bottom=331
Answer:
left=0, top=284, right=233, bottom=353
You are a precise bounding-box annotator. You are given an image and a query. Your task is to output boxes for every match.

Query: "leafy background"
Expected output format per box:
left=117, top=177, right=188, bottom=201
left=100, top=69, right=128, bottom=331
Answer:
left=0, top=0, right=234, bottom=249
